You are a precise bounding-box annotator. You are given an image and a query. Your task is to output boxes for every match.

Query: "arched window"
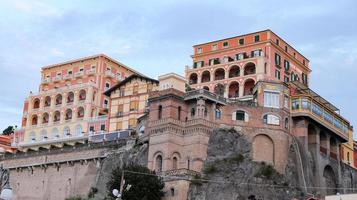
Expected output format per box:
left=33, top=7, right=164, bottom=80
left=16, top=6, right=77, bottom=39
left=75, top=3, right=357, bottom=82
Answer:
left=52, top=128, right=59, bottom=139
left=285, top=118, right=289, bottom=129
left=215, top=108, right=221, bottom=119
left=201, top=71, right=211, bottom=83
left=33, top=98, right=40, bottom=109
left=173, top=157, right=178, bottom=170
left=42, top=113, right=49, bottom=124
left=158, top=105, right=162, bottom=119
left=65, top=109, right=72, bottom=120
left=178, top=106, right=181, bottom=120
left=156, top=155, right=163, bottom=172
left=105, top=82, right=110, bottom=90
left=214, top=68, right=225, bottom=80
left=31, top=115, right=38, bottom=125
left=63, top=127, right=71, bottom=137
left=55, top=94, right=62, bottom=105
left=347, top=152, right=350, bottom=163
left=204, top=107, right=208, bottom=117
left=189, top=73, right=198, bottom=84
left=228, top=81, right=239, bottom=98
left=77, top=107, right=84, bottom=118
left=53, top=111, right=60, bottom=122
left=243, top=79, right=255, bottom=96
left=229, top=65, right=240, bottom=78
left=170, top=188, right=175, bottom=197
left=67, top=92, right=74, bottom=103
left=79, top=90, right=86, bottom=101
left=263, top=114, right=280, bottom=125
left=44, top=96, right=51, bottom=107
left=191, top=108, right=196, bottom=117
left=214, top=83, right=225, bottom=97
left=244, top=62, right=256, bottom=76
left=75, top=124, right=83, bottom=136
left=235, top=110, right=246, bottom=121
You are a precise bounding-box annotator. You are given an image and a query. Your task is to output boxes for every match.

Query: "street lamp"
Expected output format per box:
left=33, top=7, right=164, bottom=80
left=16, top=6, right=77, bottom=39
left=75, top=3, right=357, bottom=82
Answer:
left=0, top=166, right=12, bottom=200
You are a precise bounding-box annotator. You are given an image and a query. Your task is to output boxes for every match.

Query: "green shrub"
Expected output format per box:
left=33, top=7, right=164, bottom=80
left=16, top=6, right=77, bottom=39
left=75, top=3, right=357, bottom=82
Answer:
left=204, top=165, right=217, bottom=174
left=255, top=164, right=276, bottom=179
left=231, top=154, right=245, bottom=163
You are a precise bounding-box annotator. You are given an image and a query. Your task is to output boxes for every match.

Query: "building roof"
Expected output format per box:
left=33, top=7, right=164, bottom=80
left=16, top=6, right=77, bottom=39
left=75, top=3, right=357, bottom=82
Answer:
left=104, top=74, right=159, bottom=96
left=41, top=53, right=145, bottom=76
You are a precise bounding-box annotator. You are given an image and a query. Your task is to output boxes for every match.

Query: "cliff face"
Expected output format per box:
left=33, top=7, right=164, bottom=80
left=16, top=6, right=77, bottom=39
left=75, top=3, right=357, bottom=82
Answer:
left=188, top=128, right=305, bottom=200
left=93, top=140, right=149, bottom=199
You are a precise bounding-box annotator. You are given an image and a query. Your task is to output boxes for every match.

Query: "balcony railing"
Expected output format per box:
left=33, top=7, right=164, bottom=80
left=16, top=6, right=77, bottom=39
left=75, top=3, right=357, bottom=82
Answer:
left=53, top=76, right=62, bottom=82
left=19, top=134, right=88, bottom=147
left=157, top=168, right=200, bottom=177
left=88, top=130, right=131, bottom=143
left=74, top=71, right=84, bottom=78
left=41, top=77, right=51, bottom=84
left=63, top=74, right=73, bottom=80
left=105, top=71, right=116, bottom=79
left=185, top=89, right=226, bottom=104
left=86, top=69, right=96, bottom=75
left=291, top=96, right=349, bottom=140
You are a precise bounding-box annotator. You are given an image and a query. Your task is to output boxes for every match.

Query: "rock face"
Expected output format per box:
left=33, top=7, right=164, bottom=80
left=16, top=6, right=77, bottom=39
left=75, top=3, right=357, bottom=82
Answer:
left=188, top=128, right=305, bottom=200
left=93, top=141, right=149, bottom=199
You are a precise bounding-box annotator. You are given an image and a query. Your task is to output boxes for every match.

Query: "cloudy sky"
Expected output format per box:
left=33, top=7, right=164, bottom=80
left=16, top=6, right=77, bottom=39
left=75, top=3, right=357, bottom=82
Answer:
left=0, top=0, right=356, bottom=136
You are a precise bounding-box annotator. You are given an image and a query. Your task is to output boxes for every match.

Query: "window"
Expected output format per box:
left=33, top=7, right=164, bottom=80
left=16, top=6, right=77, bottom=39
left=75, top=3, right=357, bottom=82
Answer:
left=254, top=35, right=260, bottom=42
left=223, top=41, right=229, bottom=48
left=158, top=105, right=162, bottom=119
left=89, top=126, right=94, bottom=133
left=197, top=47, right=202, bottom=54
left=275, top=53, right=281, bottom=66
left=251, top=50, right=262, bottom=57
left=291, top=99, right=300, bottom=110
left=116, top=121, right=122, bottom=130
left=171, top=188, right=175, bottom=197
left=100, top=124, right=105, bottom=131
left=156, top=155, right=163, bottom=172
left=235, top=111, right=245, bottom=121
left=236, top=53, right=246, bottom=60
left=284, top=60, right=290, bottom=71
left=130, top=101, right=139, bottom=111
left=276, top=39, right=279, bottom=46
left=178, top=106, right=181, bottom=120
left=75, top=125, right=83, bottom=136
left=264, top=91, right=280, bottom=108
left=239, top=38, right=244, bottom=45
left=129, top=118, right=137, bottom=128
left=191, top=107, right=196, bottom=117
left=303, top=60, right=306, bottom=66
left=117, top=104, right=123, bottom=117
left=285, top=118, right=289, bottom=129
left=212, top=44, right=218, bottom=51
left=104, top=99, right=109, bottom=108
left=285, top=46, right=288, bottom=52
left=68, top=71, right=72, bottom=75
left=133, top=85, right=139, bottom=95
left=209, top=58, right=220, bottom=65
left=215, top=108, right=221, bottom=120
left=63, top=127, right=71, bottom=136
left=293, top=52, right=296, bottom=58
left=193, top=61, right=204, bottom=68
left=263, top=114, right=280, bottom=125
left=284, top=95, right=289, bottom=109
left=119, top=88, right=125, bottom=97
left=172, top=157, right=178, bottom=170
left=302, top=73, right=308, bottom=85
left=284, top=76, right=289, bottom=83
left=105, top=82, right=110, bottom=90
left=79, top=68, right=84, bottom=72
left=275, top=70, right=281, bottom=80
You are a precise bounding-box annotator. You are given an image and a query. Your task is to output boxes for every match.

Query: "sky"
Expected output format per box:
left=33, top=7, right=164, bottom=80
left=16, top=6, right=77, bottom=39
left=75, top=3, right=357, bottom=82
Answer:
left=0, top=0, right=356, bottom=136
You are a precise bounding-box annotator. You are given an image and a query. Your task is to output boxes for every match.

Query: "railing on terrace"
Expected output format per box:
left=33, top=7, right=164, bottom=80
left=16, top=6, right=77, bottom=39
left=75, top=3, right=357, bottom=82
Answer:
left=291, top=95, right=349, bottom=139
left=88, top=130, right=131, bottom=143
left=186, top=54, right=264, bottom=70
left=185, top=89, right=226, bottom=104
left=19, top=134, right=88, bottom=147
left=148, top=118, right=217, bottom=129
left=34, top=82, right=97, bottom=96
left=157, top=168, right=200, bottom=177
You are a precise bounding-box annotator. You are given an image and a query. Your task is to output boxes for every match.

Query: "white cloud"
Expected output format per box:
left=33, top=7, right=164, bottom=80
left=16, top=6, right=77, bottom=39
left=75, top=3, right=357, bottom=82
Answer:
left=10, top=0, right=62, bottom=18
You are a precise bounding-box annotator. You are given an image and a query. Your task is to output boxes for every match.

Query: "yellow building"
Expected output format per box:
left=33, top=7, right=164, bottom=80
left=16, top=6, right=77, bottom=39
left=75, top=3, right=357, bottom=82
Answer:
left=341, top=128, right=355, bottom=167
left=105, top=74, right=159, bottom=131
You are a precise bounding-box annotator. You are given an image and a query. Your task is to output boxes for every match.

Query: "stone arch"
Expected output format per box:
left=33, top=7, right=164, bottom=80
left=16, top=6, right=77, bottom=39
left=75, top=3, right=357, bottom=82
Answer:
left=67, top=92, right=74, bottom=103
left=31, top=115, right=38, bottom=125
left=53, top=111, right=61, bottom=122
left=189, top=73, right=198, bottom=84
left=42, top=113, right=49, bottom=124
left=33, top=98, right=40, bottom=109
left=243, top=78, right=255, bottom=96
left=79, top=89, right=86, bottom=101
left=203, top=86, right=210, bottom=91
left=323, top=165, right=338, bottom=195
left=65, top=109, right=72, bottom=120
left=155, top=154, right=163, bottom=172
left=214, top=83, right=225, bottom=97
left=229, top=65, right=240, bottom=78
left=228, top=81, right=239, bottom=98
left=77, top=107, right=84, bottom=118
left=201, top=70, right=210, bottom=83
left=252, top=134, right=274, bottom=165
left=44, top=96, right=51, bottom=107
left=55, top=94, right=62, bottom=105
left=214, top=68, right=225, bottom=80
left=244, top=62, right=256, bottom=76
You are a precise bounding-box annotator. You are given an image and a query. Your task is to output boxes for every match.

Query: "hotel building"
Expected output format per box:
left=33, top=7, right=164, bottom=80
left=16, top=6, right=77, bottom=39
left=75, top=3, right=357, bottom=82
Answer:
left=13, top=54, right=140, bottom=151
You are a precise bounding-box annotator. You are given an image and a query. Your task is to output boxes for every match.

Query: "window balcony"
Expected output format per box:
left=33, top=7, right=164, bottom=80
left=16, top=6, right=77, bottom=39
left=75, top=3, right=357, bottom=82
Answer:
left=41, top=77, right=51, bottom=84
left=291, top=95, right=349, bottom=141
left=86, top=69, right=96, bottom=76
left=105, top=71, right=116, bottom=79
left=64, top=74, right=73, bottom=80
left=74, top=71, right=84, bottom=78
left=53, top=76, right=62, bottom=82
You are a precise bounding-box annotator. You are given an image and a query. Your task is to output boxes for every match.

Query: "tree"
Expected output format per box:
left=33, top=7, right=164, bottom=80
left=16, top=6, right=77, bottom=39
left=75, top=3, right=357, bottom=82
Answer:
left=107, top=164, right=165, bottom=200
left=2, top=126, right=15, bottom=136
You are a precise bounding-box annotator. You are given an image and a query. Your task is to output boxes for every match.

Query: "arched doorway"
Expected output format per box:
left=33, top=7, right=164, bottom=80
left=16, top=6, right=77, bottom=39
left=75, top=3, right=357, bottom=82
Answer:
left=229, top=65, right=240, bottom=78
left=189, top=73, right=198, bottom=84
left=244, top=62, right=256, bottom=75
left=214, top=68, right=225, bottom=80
left=323, top=165, right=337, bottom=195
left=243, top=79, right=255, bottom=96
left=228, top=81, right=239, bottom=98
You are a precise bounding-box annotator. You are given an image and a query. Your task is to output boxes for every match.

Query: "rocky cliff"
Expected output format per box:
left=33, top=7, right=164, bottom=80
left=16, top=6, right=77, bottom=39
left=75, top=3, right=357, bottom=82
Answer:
left=187, top=128, right=305, bottom=200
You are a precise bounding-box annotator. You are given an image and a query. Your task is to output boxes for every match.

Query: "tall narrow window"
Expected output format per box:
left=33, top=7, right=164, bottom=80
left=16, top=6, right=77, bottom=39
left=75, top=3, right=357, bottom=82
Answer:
left=156, top=155, right=163, bottom=172
left=197, top=48, right=202, bottom=54
left=223, top=41, right=229, bottom=48
left=284, top=60, right=290, bottom=71
left=158, top=105, right=162, bottom=119
left=133, top=85, right=139, bottom=95
left=173, top=157, right=178, bottom=170
left=275, top=70, right=281, bottom=80
left=239, top=38, right=244, bottom=45
left=254, top=35, right=260, bottom=42
left=264, top=91, right=280, bottom=108
left=178, top=106, right=181, bottom=120
left=191, top=108, right=196, bottom=117
left=275, top=53, right=281, bottom=66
